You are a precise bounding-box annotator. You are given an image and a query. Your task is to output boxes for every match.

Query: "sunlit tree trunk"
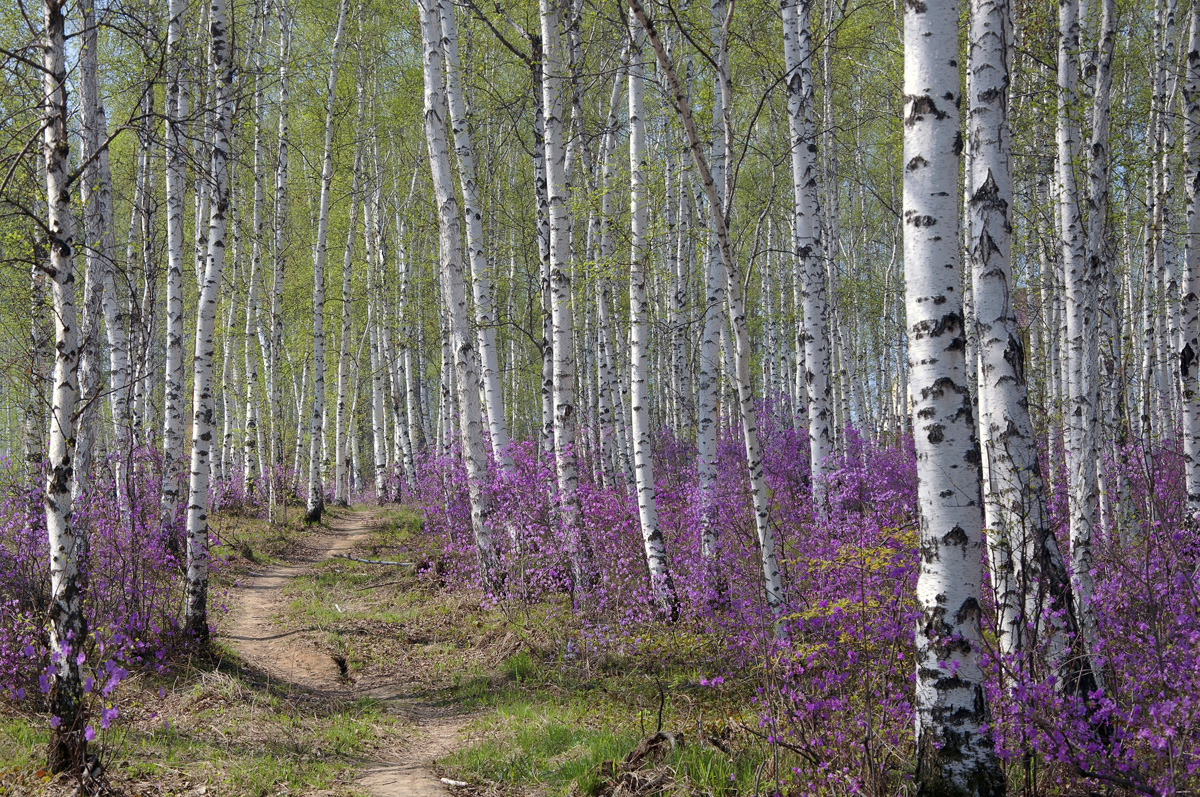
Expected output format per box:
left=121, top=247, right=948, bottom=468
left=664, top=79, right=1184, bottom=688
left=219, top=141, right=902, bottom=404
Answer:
left=185, top=0, right=233, bottom=642
left=629, top=27, right=679, bottom=621
left=629, top=0, right=785, bottom=619
left=1058, top=0, right=1102, bottom=678
left=75, top=0, right=104, bottom=497
left=1183, top=0, right=1200, bottom=520
left=903, top=0, right=1004, bottom=791
left=542, top=0, right=595, bottom=591
left=306, top=0, right=350, bottom=522
left=420, top=0, right=504, bottom=590
left=241, top=17, right=269, bottom=501
left=42, top=0, right=87, bottom=771
left=162, top=0, right=190, bottom=535
left=336, top=79, right=366, bottom=507
left=267, top=0, right=291, bottom=522
left=695, top=0, right=728, bottom=581
left=781, top=0, right=833, bottom=516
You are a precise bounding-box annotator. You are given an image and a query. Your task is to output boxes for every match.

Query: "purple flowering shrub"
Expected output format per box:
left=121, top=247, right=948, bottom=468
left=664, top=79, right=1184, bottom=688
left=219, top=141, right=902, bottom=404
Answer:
left=413, top=409, right=1200, bottom=795
left=0, top=447, right=195, bottom=739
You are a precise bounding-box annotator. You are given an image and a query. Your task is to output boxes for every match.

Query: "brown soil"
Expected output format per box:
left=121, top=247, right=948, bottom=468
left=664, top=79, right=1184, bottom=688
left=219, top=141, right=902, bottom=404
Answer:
left=219, top=506, right=470, bottom=797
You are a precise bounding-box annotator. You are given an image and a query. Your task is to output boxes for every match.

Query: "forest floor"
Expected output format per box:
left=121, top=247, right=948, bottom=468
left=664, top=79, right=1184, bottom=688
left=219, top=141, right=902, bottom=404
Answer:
left=2, top=504, right=775, bottom=797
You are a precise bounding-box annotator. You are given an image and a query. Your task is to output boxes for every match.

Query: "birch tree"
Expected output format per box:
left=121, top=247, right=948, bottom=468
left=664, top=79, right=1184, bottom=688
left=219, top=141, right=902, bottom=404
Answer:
left=1058, top=0, right=1102, bottom=675
left=541, top=0, right=595, bottom=591
left=903, top=0, right=1004, bottom=790
left=306, top=0, right=351, bottom=522
left=161, top=0, right=189, bottom=537
left=781, top=0, right=833, bottom=516
left=42, top=0, right=87, bottom=770
left=1183, top=0, right=1200, bottom=520
left=629, top=26, right=679, bottom=621
left=184, top=0, right=233, bottom=642
left=627, top=0, right=785, bottom=619
left=419, top=0, right=504, bottom=591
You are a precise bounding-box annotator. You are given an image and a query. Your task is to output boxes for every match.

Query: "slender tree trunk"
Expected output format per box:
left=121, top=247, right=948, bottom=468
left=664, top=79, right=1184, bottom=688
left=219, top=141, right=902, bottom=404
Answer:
left=162, top=0, right=190, bottom=536
left=781, top=0, right=833, bottom=516
left=1058, top=0, right=1103, bottom=680
left=306, top=0, right=350, bottom=522
left=42, top=0, right=87, bottom=771
left=266, top=0, right=291, bottom=522
left=336, top=81, right=366, bottom=507
left=184, top=0, right=234, bottom=642
left=629, top=0, right=785, bottom=619
left=1183, top=0, right=1200, bottom=519
left=75, top=0, right=104, bottom=498
left=542, top=0, right=595, bottom=591
left=969, top=0, right=1100, bottom=701
left=420, top=0, right=504, bottom=590
left=628, top=27, right=679, bottom=621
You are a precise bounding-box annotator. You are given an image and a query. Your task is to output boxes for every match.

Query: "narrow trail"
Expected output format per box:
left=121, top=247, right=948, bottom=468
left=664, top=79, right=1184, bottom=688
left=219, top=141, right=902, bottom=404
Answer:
left=220, top=507, right=469, bottom=797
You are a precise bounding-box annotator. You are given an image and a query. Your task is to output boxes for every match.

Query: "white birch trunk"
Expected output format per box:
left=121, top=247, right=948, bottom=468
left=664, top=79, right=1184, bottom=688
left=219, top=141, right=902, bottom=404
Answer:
left=903, top=0, right=1004, bottom=790
left=1058, top=0, right=1103, bottom=677
left=782, top=0, right=833, bottom=516
left=629, top=28, right=679, bottom=621
left=628, top=0, right=785, bottom=618
left=42, top=0, right=87, bottom=769
left=267, top=0, right=291, bottom=522
left=162, top=0, right=190, bottom=536
left=542, top=0, right=595, bottom=591
left=1184, top=0, right=1200, bottom=519
left=75, top=0, right=103, bottom=498
left=420, top=0, right=505, bottom=589
left=335, top=80, right=366, bottom=507
left=306, top=0, right=350, bottom=522
left=439, top=0, right=515, bottom=477
left=184, top=0, right=233, bottom=642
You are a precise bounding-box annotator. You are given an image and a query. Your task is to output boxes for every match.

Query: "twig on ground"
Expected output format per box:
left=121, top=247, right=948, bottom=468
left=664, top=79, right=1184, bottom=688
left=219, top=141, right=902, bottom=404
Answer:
left=332, top=554, right=415, bottom=566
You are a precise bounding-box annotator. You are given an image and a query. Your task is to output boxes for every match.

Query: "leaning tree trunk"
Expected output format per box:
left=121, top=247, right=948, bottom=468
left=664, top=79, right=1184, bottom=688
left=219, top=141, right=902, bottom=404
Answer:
left=184, top=0, right=234, bottom=642
left=781, top=0, right=833, bottom=518
left=438, top=0, right=514, bottom=475
left=628, top=0, right=786, bottom=621
left=306, top=0, right=350, bottom=523
left=419, top=0, right=504, bottom=591
left=629, top=26, right=679, bottom=621
left=903, top=0, right=1004, bottom=792
left=42, top=0, right=88, bottom=772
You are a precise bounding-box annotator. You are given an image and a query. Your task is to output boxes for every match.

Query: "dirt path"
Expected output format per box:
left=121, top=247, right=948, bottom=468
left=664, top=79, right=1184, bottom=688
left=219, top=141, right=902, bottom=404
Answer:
left=220, top=508, right=469, bottom=797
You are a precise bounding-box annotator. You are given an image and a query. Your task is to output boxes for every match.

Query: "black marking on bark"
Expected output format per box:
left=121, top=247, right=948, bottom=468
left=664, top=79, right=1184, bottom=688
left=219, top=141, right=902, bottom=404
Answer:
left=942, top=524, right=968, bottom=548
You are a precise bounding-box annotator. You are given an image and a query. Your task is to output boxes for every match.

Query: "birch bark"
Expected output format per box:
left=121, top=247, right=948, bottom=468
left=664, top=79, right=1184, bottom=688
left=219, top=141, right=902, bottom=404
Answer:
left=184, top=0, right=234, bottom=642
left=306, top=0, right=351, bottom=522
left=1183, top=0, right=1200, bottom=519
left=628, top=0, right=785, bottom=619
left=42, top=0, right=87, bottom=770
left=542, top=0, right=595, bottom=591
left=629, top=27, right=679, bottom=621
left=903, top=0, right=1004, bottom=790
left=781, top=0, right=833, bottom=516
left=162, top=0, right=190, bottom=536
left=1058, top=0, right=1102, bottom=675
left=420, top=0, right=504, bottom=591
